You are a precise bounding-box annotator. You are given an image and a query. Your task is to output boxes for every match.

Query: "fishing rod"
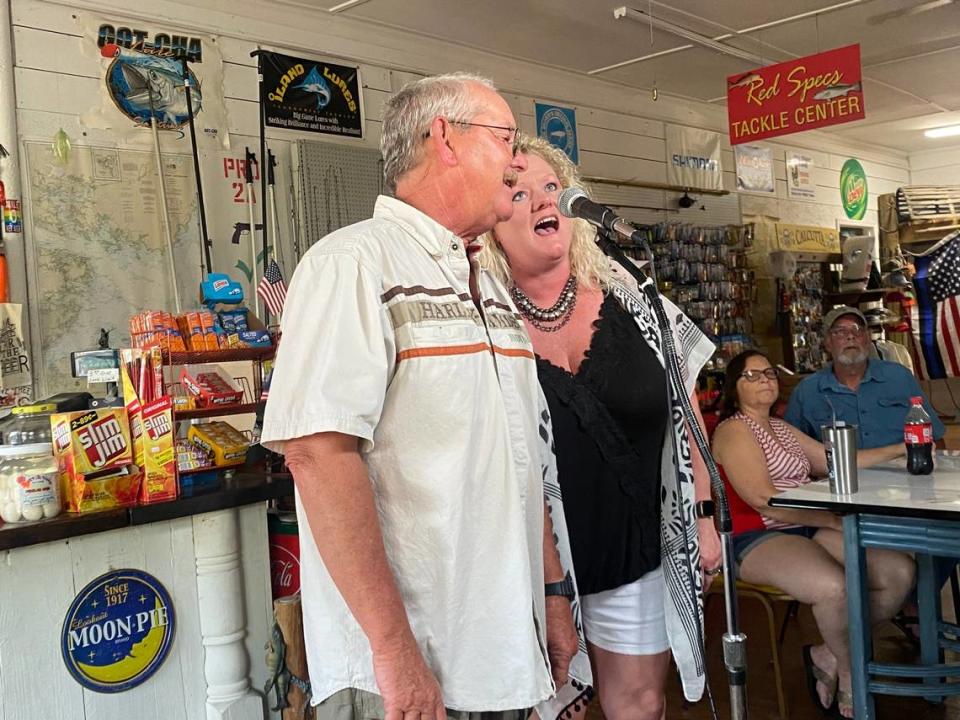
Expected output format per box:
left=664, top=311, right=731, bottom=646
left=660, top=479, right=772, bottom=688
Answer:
left=244, top=147, right=261, bottom=318
left=147, top=88, right=181, bottom=314
left=181, top=58, right=213, bottom=277
left=251, top=47, right=271, bottom=324
left=266, top=148, right=283, bottom=272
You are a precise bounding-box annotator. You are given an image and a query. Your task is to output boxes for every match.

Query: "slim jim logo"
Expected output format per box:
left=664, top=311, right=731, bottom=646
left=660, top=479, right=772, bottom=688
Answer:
left=143, top=413, right=171, bottom=441
left=76, top=415, right=127, bottom=468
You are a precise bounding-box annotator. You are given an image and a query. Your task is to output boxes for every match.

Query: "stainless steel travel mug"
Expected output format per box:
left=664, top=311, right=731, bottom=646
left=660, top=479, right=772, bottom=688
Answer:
left=821, top=423, right=858, bottom=494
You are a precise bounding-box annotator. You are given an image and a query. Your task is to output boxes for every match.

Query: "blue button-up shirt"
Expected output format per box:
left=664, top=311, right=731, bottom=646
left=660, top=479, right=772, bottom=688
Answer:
left=784, top=359, right=945, bottom=449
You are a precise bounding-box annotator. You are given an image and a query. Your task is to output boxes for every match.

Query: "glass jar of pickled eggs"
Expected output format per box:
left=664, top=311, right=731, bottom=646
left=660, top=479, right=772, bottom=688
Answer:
left=0, top=443, right=61, bottom=524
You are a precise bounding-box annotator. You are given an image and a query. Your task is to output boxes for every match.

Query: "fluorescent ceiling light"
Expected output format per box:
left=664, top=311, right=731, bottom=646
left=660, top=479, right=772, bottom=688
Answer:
left=615, top=7, right=769, bottom=66
left=328, top=0, right=372, bottom=12
left=925, top=125, right=960, bottom=138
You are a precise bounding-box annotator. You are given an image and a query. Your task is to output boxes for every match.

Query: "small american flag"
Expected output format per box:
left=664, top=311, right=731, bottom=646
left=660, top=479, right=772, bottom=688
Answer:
left=257, top=258, right=287, bottom=317
left=909, top=231, right=960, bottom=379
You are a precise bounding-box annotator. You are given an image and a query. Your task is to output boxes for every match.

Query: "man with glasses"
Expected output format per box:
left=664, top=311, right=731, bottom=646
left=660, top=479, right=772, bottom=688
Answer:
left=784, top=305, right=944, bottom=448
left=262, top=73, right=579, bottom=720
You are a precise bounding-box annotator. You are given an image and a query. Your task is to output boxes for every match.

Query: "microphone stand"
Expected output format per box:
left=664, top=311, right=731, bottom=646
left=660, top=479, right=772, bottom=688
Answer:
left=595, top=227, right=748, bottom=720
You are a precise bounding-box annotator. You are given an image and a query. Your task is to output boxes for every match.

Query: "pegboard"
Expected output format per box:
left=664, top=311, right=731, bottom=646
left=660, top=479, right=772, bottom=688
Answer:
left=292, top=140, right=383, bottom=261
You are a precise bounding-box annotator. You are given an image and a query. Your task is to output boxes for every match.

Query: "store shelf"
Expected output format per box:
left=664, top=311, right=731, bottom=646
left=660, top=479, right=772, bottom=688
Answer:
left=179, top=460, right=246, bottom=476
left=822, top=289, right=887, bottom=305
left=163, top=347, right=274, bottom=365
left=175, top=401, right=264, bottom=420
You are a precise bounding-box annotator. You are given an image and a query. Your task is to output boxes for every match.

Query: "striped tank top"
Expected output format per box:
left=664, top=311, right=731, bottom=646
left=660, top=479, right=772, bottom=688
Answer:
left=735, top=412, right=812, bottom=530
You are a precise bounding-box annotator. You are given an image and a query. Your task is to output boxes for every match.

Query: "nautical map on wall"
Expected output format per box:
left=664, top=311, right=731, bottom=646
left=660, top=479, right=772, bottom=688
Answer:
left=23, top=142, right=202, bottom=396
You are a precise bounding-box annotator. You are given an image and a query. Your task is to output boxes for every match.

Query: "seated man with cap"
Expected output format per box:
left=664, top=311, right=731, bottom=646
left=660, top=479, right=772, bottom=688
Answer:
left=784, top=305, right=945, bottom=449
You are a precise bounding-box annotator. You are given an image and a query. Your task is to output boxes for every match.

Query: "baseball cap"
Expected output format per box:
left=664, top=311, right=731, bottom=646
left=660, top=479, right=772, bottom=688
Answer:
left=824, top=305, right=867, bottom=331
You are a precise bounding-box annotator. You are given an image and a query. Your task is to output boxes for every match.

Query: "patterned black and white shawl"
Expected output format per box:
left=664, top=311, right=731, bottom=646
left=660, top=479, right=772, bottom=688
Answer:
left=538, top=261, right=715, bottom=719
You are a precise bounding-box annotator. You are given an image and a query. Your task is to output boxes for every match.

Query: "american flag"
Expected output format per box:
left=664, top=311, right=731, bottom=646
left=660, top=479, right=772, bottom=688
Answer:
left=257, top=258, right=287, bottom=317
left=909, top=231, right=960, bottom=379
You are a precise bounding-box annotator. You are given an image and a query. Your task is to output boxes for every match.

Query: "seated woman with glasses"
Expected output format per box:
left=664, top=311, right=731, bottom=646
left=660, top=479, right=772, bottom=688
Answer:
left=711, top=350, right=914, bottom=720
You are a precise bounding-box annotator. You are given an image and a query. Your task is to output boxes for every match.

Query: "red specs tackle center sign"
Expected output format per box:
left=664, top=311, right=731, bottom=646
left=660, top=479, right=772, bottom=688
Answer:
left=727, top=44, right=865, bottom=145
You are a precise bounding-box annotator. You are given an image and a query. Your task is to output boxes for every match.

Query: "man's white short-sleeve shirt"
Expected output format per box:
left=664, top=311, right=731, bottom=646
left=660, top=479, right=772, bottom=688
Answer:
left=262, top=195, right=554, bottom=711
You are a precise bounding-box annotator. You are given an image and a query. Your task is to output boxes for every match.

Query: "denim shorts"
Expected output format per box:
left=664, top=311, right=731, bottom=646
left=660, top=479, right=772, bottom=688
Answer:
left=732, top=525, right=819, bottom=574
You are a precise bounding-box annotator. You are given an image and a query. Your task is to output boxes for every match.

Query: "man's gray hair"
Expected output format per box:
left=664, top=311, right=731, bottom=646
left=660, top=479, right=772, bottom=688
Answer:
left=380, top=72, right=497, bottom=195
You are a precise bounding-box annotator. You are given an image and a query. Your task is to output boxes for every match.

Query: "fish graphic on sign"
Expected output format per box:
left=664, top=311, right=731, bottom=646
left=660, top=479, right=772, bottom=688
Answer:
left=294, top=66, right=332, bottom=110
left=813, top=82, right=862, bottom=102
left=100, top=43, right=201, bottom=129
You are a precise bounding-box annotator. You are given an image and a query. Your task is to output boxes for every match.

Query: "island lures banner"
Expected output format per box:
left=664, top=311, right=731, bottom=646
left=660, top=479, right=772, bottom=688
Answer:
left=260, top=51, right=363, bottom=138
left=727, top=44, right=865, bottom=145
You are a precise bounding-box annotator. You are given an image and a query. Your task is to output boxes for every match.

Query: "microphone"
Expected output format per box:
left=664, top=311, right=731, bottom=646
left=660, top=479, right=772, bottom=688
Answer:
left=557, top=187, right=643, bottom=243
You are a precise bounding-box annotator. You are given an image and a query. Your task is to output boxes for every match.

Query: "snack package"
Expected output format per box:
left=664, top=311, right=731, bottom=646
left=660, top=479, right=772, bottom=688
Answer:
left=179, top=365, right=244, bottom=407
left=120, top=349, right=177, bottom=505
left=176, top=438, right=212, bottom=472
left=138, top=396, right=176, bottom=504
left=187, top=421, right=249, bottom=466
left=50, top=408, right=141, bottom=513
left=219, top=309, right=249, bottom=334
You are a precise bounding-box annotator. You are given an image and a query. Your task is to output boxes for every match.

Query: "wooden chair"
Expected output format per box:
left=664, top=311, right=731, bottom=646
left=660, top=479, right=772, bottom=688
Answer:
left=709, top=575, right=798, bottom=720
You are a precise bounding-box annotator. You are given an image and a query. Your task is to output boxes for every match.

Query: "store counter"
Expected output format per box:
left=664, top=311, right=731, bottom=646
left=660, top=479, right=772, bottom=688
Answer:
left=0, top=472, right=293, bottom=720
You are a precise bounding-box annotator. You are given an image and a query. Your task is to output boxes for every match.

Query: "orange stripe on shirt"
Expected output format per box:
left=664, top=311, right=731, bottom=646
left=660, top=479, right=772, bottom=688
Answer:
left=492, top=345, right=535, bottom=360
left=396, top=342, right=491, bottom=362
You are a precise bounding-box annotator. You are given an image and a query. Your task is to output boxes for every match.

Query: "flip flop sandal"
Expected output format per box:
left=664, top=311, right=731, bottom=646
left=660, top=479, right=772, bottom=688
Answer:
left=803, top=644, right=838, bottom=715
left=834, top=688, right=854, bottom=719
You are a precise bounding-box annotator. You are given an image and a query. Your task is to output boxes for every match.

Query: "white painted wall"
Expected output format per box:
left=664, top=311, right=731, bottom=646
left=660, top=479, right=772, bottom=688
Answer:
left=909, top=146, right=960, bottom=186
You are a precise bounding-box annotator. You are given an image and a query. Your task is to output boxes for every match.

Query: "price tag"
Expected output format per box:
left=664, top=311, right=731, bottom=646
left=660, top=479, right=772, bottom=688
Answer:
left=88, top=368, right=119, bottom=384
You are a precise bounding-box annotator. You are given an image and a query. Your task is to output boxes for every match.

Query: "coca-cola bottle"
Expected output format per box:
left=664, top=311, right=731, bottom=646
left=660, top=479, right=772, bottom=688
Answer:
left=904, top=396, right=934, bottom=475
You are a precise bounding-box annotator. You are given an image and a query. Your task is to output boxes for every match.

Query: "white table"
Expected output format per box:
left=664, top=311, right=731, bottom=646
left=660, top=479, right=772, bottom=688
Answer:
left=769, top=458, right=960, bottom=719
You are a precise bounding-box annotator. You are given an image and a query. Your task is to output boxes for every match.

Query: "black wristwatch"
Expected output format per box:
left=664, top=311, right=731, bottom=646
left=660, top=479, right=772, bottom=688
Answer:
left=545, top=572, right=575, bottom=601
left=695, top=500, right=716, bottom=519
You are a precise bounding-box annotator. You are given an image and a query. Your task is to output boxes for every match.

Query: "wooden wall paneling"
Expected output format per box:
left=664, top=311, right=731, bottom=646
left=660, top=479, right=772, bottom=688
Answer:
left=237, top=503, right=276, bottom=719
left=0, top=541, right=85, bottom=720
left=67, top=525, right=178, bottom=720
left=14, top=66, right=99, bottom=115
left=13, top=26, right=96, bottom=76
left=576, top=125, right=665, bottom=163
left=167, top=516, right=207, bottom=720
left=578, top=151, right=666, bottom=185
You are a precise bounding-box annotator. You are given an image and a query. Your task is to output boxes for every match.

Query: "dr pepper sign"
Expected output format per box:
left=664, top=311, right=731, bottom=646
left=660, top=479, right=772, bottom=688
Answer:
left=727, top=44, right=865, bottom=145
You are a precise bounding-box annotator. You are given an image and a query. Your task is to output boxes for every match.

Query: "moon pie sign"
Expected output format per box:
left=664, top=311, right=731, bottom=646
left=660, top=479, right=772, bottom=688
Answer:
left=61, top=569, right=175, bottom=693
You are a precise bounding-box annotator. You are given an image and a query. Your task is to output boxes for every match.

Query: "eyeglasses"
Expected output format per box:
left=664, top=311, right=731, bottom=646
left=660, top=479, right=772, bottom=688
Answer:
left=423, top=120, right=521, bottom=157
left=740, top=368, right=779, bottom=382
left=829, top=325, right=867, bottom=339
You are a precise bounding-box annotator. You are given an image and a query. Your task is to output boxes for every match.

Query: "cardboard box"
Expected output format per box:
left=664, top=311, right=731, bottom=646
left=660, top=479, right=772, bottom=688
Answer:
left=179, top=365, right=244, bottom=407
left=187, top=421, right=249, bottom=466
left=50, top=408, right=141, bottom=513
left=120, top=350, right=177, bottom=505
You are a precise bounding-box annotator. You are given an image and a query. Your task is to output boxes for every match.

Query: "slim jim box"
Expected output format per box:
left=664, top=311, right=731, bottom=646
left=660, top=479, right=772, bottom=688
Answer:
left=50, top=408, right=142, bottom=513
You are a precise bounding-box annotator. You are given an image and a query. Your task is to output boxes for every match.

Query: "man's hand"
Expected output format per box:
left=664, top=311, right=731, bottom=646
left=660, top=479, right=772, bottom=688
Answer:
left=544, top=596, right=579, bottom=687
left=698, top=517, right=722, bottom=591
left=372, top=635, right=446, bottom=720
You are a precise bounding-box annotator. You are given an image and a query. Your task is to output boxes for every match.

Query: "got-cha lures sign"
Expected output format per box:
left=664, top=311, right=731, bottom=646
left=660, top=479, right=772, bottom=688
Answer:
left=82, top=16, right=230, bottom=148
left=727, top=44, right=865, bottom=145
left=260, top=50, right=363, bottom=138
left=61, top=569, right=175, bottom=693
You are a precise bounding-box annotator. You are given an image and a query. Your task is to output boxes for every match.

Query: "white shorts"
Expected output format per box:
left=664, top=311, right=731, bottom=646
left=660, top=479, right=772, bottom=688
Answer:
left=580, top=566, right=669, bottom=656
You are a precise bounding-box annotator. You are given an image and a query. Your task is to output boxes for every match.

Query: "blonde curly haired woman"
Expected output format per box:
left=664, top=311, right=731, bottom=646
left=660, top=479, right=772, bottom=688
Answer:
left=479, top=136, right=719, bottom=720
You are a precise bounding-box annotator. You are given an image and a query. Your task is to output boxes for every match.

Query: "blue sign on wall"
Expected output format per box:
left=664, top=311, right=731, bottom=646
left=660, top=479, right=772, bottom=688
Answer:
left=61, top=569, right=176, bottom=693
left=535, top=102, right=579, bottom=165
